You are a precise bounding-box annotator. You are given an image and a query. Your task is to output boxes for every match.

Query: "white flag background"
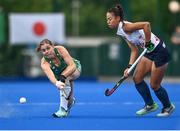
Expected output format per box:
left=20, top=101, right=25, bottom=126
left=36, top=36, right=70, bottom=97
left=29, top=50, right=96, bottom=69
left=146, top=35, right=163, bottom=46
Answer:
left=9, top=13, right=65, bottom=45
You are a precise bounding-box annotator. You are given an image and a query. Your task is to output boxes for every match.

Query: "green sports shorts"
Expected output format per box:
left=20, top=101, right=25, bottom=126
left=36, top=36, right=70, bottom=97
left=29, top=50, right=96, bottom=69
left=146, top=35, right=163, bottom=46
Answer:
left=73, top=59, right=82, bottom=73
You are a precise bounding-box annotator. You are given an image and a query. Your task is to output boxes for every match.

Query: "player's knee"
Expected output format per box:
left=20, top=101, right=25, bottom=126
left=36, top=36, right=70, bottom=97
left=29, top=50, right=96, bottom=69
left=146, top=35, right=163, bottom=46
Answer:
left=133, top=75, right=143, bottom=84
left=67, top=70, right=80, bottom=81
left=150, top=82, right=160, bottom=91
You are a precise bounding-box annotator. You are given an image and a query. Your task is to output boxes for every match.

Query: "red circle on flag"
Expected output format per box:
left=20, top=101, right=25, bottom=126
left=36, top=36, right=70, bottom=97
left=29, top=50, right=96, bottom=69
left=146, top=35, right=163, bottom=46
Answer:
left=32, top=22, right=46, bottom=36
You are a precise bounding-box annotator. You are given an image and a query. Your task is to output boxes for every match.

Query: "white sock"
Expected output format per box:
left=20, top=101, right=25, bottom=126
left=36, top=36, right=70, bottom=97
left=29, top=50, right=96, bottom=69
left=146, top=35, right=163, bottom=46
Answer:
left=59, top=85, right=71, bottom=111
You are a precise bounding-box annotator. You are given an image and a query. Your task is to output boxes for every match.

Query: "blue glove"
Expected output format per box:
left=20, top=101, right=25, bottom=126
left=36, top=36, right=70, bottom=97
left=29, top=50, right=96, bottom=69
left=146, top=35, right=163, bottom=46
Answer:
left=145, top=41, right=155, bottom=52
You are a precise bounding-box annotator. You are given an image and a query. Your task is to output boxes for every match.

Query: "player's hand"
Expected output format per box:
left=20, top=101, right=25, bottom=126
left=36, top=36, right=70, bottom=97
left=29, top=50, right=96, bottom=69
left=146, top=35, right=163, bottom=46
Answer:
left=123, top=68, right=129, bottom=78
left=145, top=41, right=155, bottom=52
left=123, top=64, right=132, bottom=78
left=56, top=81, right=65, bottom=90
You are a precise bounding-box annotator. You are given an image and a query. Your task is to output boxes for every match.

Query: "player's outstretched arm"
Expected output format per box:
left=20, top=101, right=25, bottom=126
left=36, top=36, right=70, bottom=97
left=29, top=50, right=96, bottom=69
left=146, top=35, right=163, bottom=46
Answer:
left=56, top=46, right=76, bottom=77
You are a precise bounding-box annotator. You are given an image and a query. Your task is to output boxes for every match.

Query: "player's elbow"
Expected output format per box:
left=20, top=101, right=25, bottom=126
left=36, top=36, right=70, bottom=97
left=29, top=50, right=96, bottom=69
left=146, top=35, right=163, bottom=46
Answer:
left=133, top=49, right=138, bottom=57
left=41, top=63, right=46, bottom=71
left=72, top=63, right=76, bottom=72
left=130, top=45, right=138, bottom=53
left=69, top=62, right=76, bottom=73
left=144, top=22, right=151, bottom=29
left=131, top=46, right=138, bottom=58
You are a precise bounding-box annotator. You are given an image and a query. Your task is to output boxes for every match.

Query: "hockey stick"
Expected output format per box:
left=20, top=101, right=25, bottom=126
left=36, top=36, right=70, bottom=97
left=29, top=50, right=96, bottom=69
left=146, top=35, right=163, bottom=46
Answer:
left=61, top=85, right=73, bottom=100
left=62, top=89, right=69, bottom=100
left=105, top=48, right=148, bottom=96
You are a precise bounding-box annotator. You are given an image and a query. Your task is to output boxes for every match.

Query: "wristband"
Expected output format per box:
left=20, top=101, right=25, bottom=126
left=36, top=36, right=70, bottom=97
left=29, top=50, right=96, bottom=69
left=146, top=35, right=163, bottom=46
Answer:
left=127, top=64, right=132, bottom=68
left=59, top=75, right=66, bottom=83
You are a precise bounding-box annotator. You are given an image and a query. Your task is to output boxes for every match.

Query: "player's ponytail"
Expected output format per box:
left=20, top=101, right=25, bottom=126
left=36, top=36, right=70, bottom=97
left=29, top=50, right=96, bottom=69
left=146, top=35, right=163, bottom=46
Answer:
left=115, top=4, right=124, bottom=21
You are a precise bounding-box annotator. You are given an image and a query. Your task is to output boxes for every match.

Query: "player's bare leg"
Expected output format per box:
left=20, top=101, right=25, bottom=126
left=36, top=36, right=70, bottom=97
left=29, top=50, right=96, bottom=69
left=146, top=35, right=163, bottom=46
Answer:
left=52, top=79, right=73, bottom=118
left=53, top=70, right=80, bottom=118
left=133, top=57, right=158, bottom=115
left=150, top=63, right=175, bottom=117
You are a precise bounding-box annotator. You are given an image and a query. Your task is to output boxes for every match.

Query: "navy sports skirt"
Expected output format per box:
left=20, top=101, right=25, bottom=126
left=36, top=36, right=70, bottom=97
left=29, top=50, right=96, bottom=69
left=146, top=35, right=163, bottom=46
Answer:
left=144, top=40, right=171, bottom=67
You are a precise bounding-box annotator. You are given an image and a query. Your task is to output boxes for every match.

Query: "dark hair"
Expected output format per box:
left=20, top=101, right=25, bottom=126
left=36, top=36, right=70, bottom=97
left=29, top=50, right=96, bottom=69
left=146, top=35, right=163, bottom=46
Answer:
left=36, top=39, right=53, bottom=52
left=107, top=4, right=124, bottom=21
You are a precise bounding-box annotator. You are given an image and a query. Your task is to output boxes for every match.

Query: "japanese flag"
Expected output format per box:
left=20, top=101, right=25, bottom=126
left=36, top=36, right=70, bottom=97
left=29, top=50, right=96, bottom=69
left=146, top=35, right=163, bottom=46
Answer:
left=9, top=13, right=65, bottom=45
